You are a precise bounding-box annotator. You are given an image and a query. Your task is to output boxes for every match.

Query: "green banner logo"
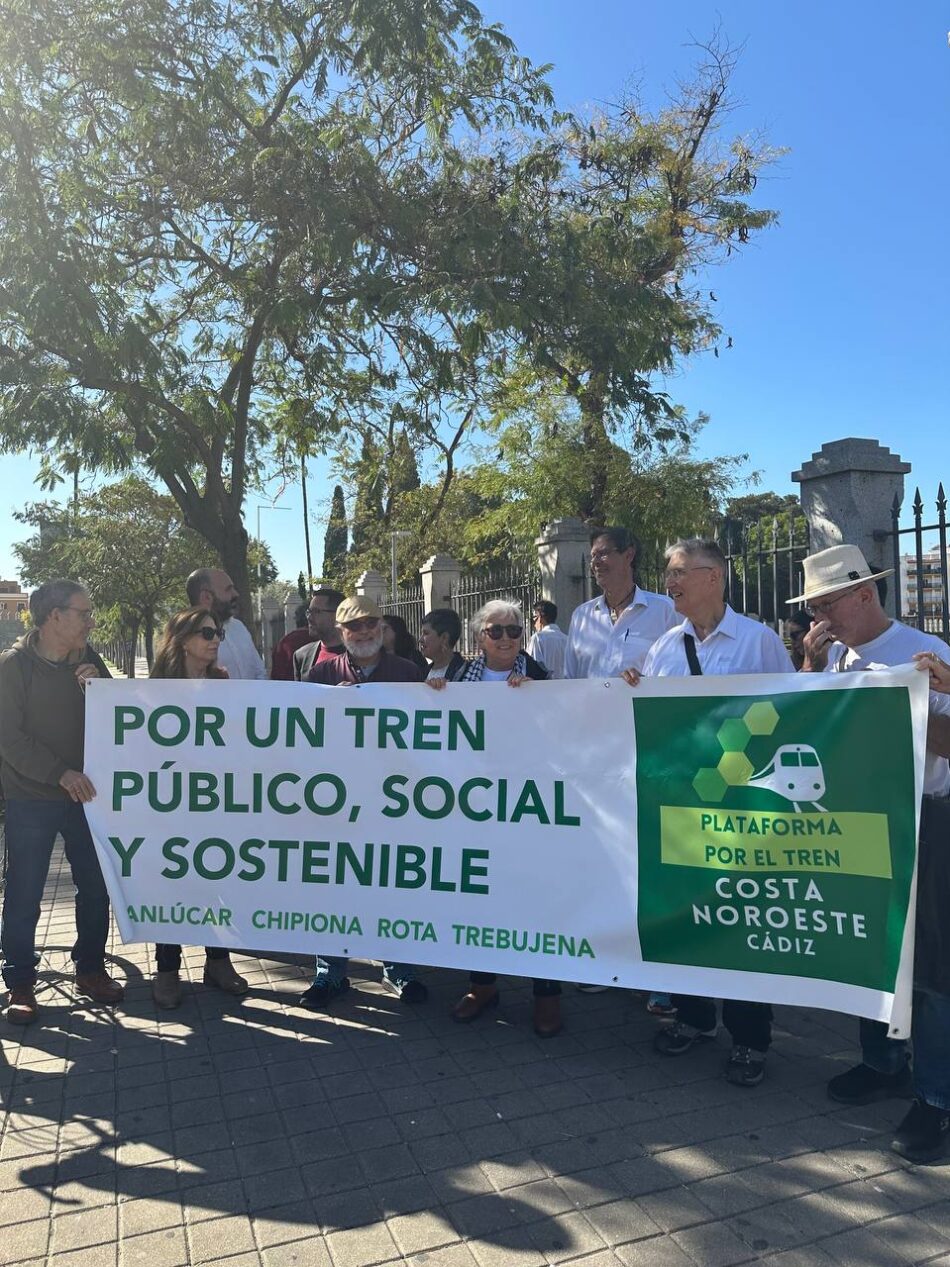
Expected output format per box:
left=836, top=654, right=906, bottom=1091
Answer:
left=634, top=688, right=916, bottom=991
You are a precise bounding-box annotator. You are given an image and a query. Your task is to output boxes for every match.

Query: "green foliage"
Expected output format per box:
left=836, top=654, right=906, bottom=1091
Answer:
left=322, top=484, right=349, bottom=583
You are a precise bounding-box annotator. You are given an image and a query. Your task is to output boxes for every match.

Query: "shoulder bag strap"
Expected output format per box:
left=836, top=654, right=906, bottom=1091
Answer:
left=683, top=633, right=703, bottom=676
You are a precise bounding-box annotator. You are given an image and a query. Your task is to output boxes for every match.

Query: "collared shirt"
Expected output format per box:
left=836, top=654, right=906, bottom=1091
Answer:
left=642, top=605, right=795, bottom=678
left=216, top=617, right=267, bottom=681
left=307, top=648, right=423, bottom=686
left=825, top=620, right=950, bottom=797
left=564, top=587, right=677, bottom=679
left=526, top=623, right=568, bottom=680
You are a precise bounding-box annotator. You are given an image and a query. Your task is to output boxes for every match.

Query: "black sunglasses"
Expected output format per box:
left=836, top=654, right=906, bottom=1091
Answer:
left=483, top=624, right=523, bottom=641
left=197, top=626, right=225, bottom=641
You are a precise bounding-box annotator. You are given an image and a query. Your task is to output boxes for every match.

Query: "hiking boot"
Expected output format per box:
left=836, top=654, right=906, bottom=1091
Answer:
left=382, top=967, right=428, bottom=1004
left=827, top=1062, right=912, bottom=1105
left=298, top=977, right=350, bottom=1010
left=203, top=957, right=248, bottom=996
left=725, top=1045, right=767, bottom=1088
left=75, top=971, right=124, bottom=1004
left=152, top=971, right=182, bottom=1010
left=6, top=987, right=38, bottom=1025
left=892, top=1098, right=950, bottom=1164
left=654, top=1019, right=717, bottom=1056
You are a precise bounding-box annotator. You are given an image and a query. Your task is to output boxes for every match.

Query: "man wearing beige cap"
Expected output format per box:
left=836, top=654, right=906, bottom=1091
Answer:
left=302, top=596, right=426, bottom=1009
left=793, top=544, right=950, bottom=1163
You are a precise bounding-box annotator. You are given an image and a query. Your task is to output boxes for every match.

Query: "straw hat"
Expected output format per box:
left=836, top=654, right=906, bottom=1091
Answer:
left=786, top=545, right=892, bottom=606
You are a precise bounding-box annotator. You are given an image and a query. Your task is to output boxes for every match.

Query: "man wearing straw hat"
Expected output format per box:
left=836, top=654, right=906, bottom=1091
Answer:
left=794, top=544, right=950, bottom=1164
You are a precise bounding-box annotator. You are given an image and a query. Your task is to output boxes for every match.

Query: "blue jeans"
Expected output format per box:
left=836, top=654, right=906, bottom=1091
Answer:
left=1, top=799, right=111, bottom=990
left=314, top=956, right=416, bottom=988
left=860, top=988, right=950, bottom=1111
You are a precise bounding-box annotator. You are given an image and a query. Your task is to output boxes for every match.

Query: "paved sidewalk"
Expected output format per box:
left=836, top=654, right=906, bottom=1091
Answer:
left=2, top=846, right=949, bottom=1267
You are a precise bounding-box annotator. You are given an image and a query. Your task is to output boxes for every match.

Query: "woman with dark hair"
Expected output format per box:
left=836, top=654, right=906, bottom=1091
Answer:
left=434, top=599, right=563, bottom=1037
left=419, top=608, right=468, bottom=680
left=381, top=614, right=429, bottom=675
left=149, top=608, right=249, bottom=1009
left=785, top=608, right=811, bottom=671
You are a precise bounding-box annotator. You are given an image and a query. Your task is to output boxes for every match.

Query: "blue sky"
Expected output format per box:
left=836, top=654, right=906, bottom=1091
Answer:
left=2, top=1, right=948, bottom=585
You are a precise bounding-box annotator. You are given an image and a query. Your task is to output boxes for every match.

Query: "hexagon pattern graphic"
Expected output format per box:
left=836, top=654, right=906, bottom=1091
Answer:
left=693, top=702, right=782, bottom=802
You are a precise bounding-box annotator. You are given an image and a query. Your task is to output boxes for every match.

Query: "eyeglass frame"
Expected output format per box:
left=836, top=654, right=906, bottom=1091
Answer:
left=805, top=584, right=864, bottom=618
left=196, top=625, right=225, bottom=641
left=482, top=624, right=523, bottom=641
left=341, top=617, right=381, bottom=633
left=663, top=565, right=716, bottom=582
left=57, top=604, right=95, bottom=622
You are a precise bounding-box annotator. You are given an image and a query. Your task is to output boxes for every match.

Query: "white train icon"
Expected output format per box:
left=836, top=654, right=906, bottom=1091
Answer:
left=747, top=743, right=827, bottom=812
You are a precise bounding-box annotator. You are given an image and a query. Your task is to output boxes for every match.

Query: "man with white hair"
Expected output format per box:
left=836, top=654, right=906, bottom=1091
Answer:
left=624, top=538, right=794, bottom=1087
left=797, top=544, right=950, bottom=1163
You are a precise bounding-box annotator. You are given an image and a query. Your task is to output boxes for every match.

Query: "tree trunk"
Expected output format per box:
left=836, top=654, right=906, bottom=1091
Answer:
left=577, top=374, right=611, bottom=526
left=126, top=618, right=140, bottom=678
left=143, top=609, right=156, bottom=668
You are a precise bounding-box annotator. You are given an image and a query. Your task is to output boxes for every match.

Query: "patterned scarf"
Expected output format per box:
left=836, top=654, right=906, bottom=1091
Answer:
left=459, top=651, right=528, bottom=683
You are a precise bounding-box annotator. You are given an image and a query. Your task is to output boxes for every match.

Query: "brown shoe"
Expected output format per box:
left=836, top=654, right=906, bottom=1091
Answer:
left=152, top=970, right=182, bottom=1010
left=203, top=956, right=248, bottom=995
left=533, top=995, right=563, bottom=1039
left=6, top=987, right=38, bottom=1025
left=451, top=984, right=499, bottom=1023
left=75, top=971, right=124, bottom=1004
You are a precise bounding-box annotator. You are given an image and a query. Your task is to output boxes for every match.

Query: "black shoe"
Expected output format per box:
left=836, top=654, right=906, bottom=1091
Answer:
left=654, top=1020, right=717, bottom=1056
left=725, top=1045, right=766, bottom=1088
left=382, top=969, right=428, bottom=1004
left=892, top=1098, right=950, bottom=1164
left=298, top=977, right=349, bottom=1010
left=827, top=1062, right=912, bottom=1105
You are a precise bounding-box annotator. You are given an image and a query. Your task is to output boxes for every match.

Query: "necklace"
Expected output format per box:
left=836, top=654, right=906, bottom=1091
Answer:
left=606, top=587, right=635, bottom=624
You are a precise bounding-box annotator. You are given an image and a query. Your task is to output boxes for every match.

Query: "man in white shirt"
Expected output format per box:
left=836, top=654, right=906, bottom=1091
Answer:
left=526, top=601, right=568, bottom=679
left=565, top=527, right=677, bottom=680
left=797, top=544, right=950, bottom=1164
left=186, top=568, right=267, bottom=681
left=625, top=538, right=795, bottom=1087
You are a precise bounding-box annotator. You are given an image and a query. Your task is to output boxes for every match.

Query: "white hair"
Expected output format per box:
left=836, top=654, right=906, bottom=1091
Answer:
left=470, top=599, right=523, bottom=639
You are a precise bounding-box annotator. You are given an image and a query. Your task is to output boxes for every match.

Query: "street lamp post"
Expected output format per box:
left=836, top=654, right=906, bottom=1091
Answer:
left=390, top=530, right=410, bottom=604
left=255, top=502, right=291, bottom=650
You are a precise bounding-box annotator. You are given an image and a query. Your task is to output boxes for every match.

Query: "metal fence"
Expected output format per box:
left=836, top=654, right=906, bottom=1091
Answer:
left=883, top=486, right=950, bottom=641
left=450, top=562, right=543, bottom=654
left=640, top=513, right=810, bottom=632
left=380, top=579, right=426, bottom=643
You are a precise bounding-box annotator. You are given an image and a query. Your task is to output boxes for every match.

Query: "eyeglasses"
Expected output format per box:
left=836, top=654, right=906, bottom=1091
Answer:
left=197, top=626, right=225, bottom=641
left=590, top=548, right=618, bottom=565
left=664, top=566, right=716, bottom=582
left=59, top=605, right=95, bottom=622
left=806, top=586, right=861, bottom=617
left=308, top=606, right=335, bottom=617
left=483, top=624, right=523, bottom=640
left=342, top=617, right=380, bottom=633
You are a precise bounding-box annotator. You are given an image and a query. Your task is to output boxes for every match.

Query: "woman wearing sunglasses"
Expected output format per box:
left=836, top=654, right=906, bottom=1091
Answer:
left=148, top=608, right=249, bottom=1009
left=450, top=600, right=563, bottom=1036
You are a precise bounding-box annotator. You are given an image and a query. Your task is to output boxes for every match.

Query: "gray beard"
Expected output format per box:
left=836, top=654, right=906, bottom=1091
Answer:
left=343, top=632, right=384, bottom=661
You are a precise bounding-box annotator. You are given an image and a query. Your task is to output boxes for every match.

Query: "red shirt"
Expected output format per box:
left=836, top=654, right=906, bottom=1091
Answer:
left=270, top=627, right=314, bottom=681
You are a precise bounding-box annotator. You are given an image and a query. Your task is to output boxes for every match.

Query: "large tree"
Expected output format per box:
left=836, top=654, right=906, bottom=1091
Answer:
left=322, top=484, right=348, bottom=584
left=0, top=0, right=553, bottom=618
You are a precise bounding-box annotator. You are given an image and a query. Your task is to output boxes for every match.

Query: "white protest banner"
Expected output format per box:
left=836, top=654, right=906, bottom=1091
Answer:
left=83, top=667, right=929, bottom=1034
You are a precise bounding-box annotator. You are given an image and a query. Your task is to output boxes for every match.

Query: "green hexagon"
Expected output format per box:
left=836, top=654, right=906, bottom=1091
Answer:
left=717, top=718, right=750, bottom=752
left=717, top=751, right=754, bottom=786
left=693, top=766, right=728, bottom=803
left=743, top=701, right=779, bottom=736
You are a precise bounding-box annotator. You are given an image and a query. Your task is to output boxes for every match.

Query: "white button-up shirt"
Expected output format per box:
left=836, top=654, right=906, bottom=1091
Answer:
left=642, top=605, right=794, bottom=678
left=526, top=623, right=568, bottom=679
left=825, top=620, right=950, bottom=797
left=216, top=616, right=267, bottom=681
left=565, top=588, right=677, bottom=679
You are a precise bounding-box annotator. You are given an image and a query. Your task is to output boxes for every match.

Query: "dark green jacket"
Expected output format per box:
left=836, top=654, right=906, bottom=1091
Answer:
left=0, top=631, right=110, bottom=801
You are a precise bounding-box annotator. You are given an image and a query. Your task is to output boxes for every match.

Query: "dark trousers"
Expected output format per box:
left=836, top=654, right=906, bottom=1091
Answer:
left=155, top=945, right=229, bottom=973
left=674, top=994, right=773, bottom=1051
left=471, top=971, right=561, bottom=999
left=1, top=798, right=110, bottom=989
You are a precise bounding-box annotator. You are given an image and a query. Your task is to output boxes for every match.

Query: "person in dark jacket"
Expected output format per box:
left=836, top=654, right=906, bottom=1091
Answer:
left=0, top=580, right=124, bottom=1024
left=419, top=608, right=468, bottom=681
left=382, top=614, right=429, bottom=675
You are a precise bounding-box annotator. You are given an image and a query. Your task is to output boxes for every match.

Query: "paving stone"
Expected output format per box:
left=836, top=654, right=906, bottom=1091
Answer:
left=670, top=1219, right=758, bottom=1267
left=325, top=1219, right=400, bottom=1267
left=260, top=1233, right=331, bottom=1266
left=187, top=1212, right=257, bottom=1262
left=50, top=1204, right=119, bottom=1253
left=388, top=1209, right=458, bottom=1255
left=121, top=1225, right=190, bottom=1267
left=118, top=1196, right=184, bottom=1238
left=614, top=1236, right=695, bottom=1267
left=2, top=1215, right=51, bottom=1263
left=526, top=1210, right=608, bottom=1262
left=584, top=1198, right=663, bottom=1246
left=406, top=1245, right=478, bottom=1267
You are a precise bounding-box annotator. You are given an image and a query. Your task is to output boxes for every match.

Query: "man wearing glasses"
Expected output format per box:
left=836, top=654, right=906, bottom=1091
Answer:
left=291, top=588, right=345, bottom=680
left=624, top=539, right=793, bottom=1087
left=0, top=580, right=124, bottom=1024
left=302, top=596, right=426, bottom=1008
left=564, top=527, right=677, bottom=682
left=796, top=544, right=950, bottom=1164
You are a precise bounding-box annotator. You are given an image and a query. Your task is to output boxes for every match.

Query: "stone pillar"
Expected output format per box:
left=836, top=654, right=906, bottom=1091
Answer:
left=261, top=594, right=281, bottom=659
left=792, top=438, right=910, bottom=616
left=535, top=518, right=591, bottom=627
left=355, top=569, right=387, bottom=608
left=284, top=594, right=300, bottom=630
left=419, top=554, right=462, bottom=614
